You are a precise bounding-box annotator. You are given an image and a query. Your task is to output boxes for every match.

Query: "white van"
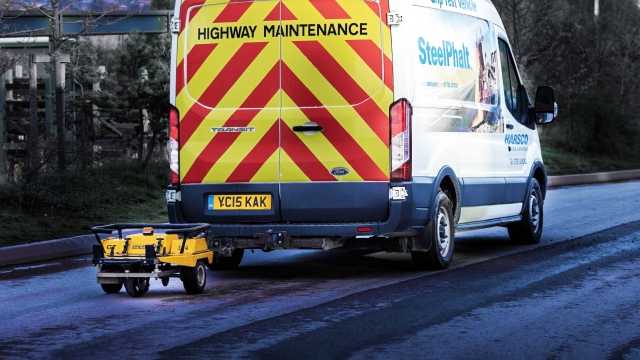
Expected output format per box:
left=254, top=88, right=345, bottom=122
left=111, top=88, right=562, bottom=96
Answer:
left=167, top=0, right=558, bottom=269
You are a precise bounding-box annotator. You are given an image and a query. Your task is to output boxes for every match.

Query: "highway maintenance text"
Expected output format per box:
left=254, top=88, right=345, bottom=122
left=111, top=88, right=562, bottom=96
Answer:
left=196, top=22, right=369, bottom=41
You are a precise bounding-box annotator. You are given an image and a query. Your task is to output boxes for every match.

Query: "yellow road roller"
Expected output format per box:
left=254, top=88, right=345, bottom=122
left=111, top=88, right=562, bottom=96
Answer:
left=91, top=223, right=212, bottom=297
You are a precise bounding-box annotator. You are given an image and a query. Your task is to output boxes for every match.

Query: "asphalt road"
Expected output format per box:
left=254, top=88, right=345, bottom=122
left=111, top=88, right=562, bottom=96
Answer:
left=0, top=181, right=639, bottom=359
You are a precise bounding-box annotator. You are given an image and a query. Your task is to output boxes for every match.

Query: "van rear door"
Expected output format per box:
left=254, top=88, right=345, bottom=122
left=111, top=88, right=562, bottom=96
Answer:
left=279, top=0, right=394, bottom=222
left=176, top=0, right=281, bottom=222
left=176, top=0, right=392, bottom=224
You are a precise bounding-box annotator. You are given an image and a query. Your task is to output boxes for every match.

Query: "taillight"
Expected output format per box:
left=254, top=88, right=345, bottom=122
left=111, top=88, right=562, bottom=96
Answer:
left=390, top=99, right=412, bottom=181
left=169, top=106, right=180, bottom=186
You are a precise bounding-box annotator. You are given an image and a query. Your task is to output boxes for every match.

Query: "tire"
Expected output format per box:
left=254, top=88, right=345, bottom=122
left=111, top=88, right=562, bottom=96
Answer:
left=508, top=178, right=544, bottom=244
left=208, top=249, right=244, bottom=271
left=124, top=278, right=150, bottom=297
left=412, top=191, right=455, bottom=270
left=100, top=282, right=122, bottom=294
left=181, top=261, right=207, bottom=295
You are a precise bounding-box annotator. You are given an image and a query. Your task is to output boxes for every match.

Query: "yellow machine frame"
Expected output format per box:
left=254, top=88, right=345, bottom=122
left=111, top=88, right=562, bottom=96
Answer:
left=91, top=223, right=213, bottom=297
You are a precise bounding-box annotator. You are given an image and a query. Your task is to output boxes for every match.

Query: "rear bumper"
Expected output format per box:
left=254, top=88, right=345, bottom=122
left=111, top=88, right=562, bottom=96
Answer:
left=167, top=180, right=434, bottom=240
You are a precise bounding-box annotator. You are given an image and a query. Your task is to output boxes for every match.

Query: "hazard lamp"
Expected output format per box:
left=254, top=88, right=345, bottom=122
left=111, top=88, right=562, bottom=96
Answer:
left=169, top=106, right=180, bottom=186
left=390, top=99, right=412, bottom=182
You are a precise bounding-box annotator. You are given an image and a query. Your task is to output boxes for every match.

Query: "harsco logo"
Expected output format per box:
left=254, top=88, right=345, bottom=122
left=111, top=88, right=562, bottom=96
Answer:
left=418, top=38, right=471, bottom=70
left=505, top=134, right=529, bottom=146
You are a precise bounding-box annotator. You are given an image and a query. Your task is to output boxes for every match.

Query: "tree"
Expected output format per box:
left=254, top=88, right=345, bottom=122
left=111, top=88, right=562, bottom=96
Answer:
left=494, top=0, right=640, bottom=157
left=67, top=39, right=100, bottom=170
left=102, top=33, right=170, bottom=169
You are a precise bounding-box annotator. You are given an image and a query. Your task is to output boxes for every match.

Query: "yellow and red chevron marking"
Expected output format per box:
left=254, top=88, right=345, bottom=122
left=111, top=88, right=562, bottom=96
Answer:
left=175, top=0, right=393, bottom=184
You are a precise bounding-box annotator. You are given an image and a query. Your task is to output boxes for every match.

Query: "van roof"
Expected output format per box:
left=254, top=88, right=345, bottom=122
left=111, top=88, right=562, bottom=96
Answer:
left=175, top=1, right=506, bottom=31
left=478, top=0, right=506, bottom=30
left=413, top=0, right=506, bottom=31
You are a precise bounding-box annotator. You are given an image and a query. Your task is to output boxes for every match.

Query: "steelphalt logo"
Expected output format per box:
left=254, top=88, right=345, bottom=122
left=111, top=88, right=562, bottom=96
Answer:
left=505, top=134, right=529, bottom=146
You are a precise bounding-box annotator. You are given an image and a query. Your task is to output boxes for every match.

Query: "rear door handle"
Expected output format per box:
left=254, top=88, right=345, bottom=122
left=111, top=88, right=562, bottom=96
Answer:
left=506, top=124, right=515, bottom=130
left=293, top=122, right=323, bottom=133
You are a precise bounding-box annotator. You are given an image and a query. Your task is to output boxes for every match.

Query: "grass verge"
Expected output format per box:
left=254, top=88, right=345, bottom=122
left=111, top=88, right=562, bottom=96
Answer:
left=0, top=161, right=168, bottom=247
left=542, top=145, right=640, bottom=175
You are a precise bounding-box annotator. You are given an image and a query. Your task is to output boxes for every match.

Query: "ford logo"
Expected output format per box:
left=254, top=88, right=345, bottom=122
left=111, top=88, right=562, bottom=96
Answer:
left=331, top=167, right=350, bottom=177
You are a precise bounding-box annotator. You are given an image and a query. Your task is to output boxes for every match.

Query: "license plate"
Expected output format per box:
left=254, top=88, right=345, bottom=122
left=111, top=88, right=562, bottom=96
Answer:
left=209, top=194, right=272, bottom=211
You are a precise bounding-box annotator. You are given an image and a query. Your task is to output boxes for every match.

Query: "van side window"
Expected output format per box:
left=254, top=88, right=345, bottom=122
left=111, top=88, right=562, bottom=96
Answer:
left=499, top=39, right=526, bottom=123
left=413, top=6, right=503, bottom=134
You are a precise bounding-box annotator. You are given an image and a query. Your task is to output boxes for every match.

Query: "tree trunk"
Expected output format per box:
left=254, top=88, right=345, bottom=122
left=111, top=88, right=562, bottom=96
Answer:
left=55, top=61, right=66, bottom=171
left=78, top=101, right=89, bottom=170
left=0, top=71, right=7, bottom=185
left=50, top=0, right=66, bottom=171
left=142, top=128, right=158, bottom=170
left=27, top=55, right=39, bottom=178
left=138, top=108, right=145, bottom=162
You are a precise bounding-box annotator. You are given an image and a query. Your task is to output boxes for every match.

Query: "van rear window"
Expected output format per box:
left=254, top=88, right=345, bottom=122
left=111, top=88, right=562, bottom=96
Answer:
left=181, top=0, right=388, bottom=111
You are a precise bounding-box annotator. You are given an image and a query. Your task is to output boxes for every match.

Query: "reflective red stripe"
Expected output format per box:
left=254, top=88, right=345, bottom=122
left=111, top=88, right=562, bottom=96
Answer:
left=176, top=43, right=218, bottom=95
left=309, top=0, right=350, bottom=19
left=226, top=121, right=279, bottom=183
left=264, top=2, right=297, bottom=21
left=293, top=41, right=388, bottom=145
left=183, top=132, right=240, bottom=184
left=282, top=64, right=387, bottom=181
left=179, top=0, right=205, bottom=32
left=365, top=0, right=389, bottom=25
left=214, top=1, right=253, bottom=23
left=281, top=123, right=336, bottom=181
left=180, top=42, right=268, bottom=148
left=182, top=63, right=280, bottom=184
left=346, top=40, right=393, bottom=91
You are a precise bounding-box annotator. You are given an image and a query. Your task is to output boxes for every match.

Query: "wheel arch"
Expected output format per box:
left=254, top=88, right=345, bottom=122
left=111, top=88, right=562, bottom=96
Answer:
left=529, top=161, right=548, bottom=199
left=517, top=161, right=548, bottom=217
left=431, top=166, right=462, bottom=224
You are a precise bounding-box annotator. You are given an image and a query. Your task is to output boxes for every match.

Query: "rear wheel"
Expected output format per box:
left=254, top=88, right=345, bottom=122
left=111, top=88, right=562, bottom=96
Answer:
left=181, top=261, right=207, bottom=295
left=209, top=249, right=244, bottom=271
left=100, top=282, right=122, bottom=294
left=124, top=278, right=150, bottom=297
left=508, top=179, right=544, bottom=244
left=412, top=191, right=455, bottom=270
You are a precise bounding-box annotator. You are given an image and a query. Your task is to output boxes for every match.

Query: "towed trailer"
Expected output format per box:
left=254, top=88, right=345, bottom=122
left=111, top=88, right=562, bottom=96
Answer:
left=91, top=223, right=212, bottom=297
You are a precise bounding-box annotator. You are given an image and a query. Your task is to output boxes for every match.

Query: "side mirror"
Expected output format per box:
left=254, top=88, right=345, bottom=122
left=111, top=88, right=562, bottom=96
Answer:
left=534, top=86, right=558, bottom=125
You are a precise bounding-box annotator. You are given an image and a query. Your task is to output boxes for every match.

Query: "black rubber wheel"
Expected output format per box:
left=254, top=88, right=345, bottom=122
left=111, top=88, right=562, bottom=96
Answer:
left=208, top=249, right=244, bottom=271
left=181, top=261, right=207, bottom=295
left=124, top=278, right=150, bottom=297
left=508, top=178, right=544, bottom=244
left=100, top=282, right=123, bottom=294
left=412, top=191, right=455, bottom=270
